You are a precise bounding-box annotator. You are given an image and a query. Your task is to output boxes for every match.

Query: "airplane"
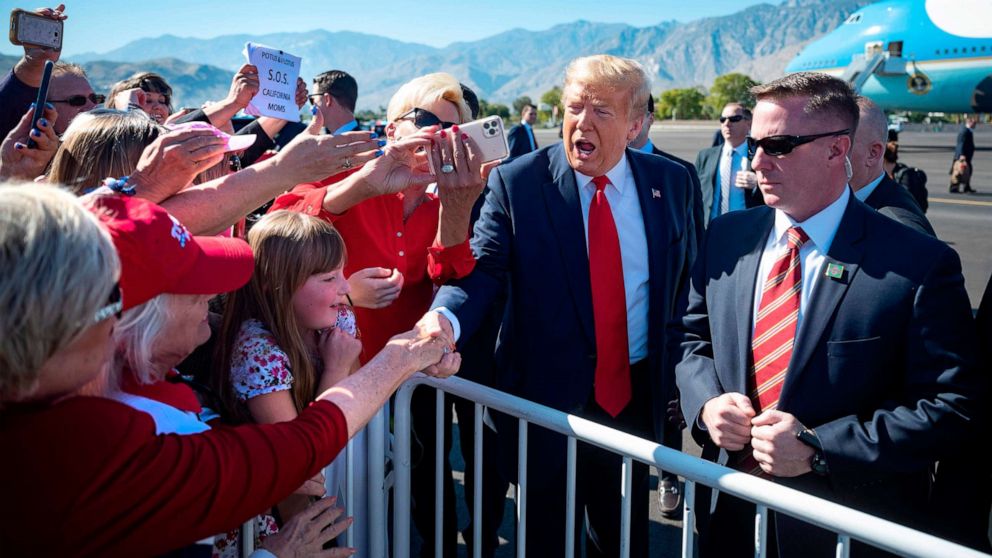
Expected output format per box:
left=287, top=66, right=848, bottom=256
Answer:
left=785, top=0, right=992, bottom=113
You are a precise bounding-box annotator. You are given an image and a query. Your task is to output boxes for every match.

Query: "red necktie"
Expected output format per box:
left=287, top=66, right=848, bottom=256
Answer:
left=588, top=175, right=631, bottom=417
left=737, top=226, right=809, bottom=474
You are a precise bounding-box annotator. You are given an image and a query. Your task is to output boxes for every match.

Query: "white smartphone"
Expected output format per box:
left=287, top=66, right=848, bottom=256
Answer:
left=429, top=115, right=509, bottom=175
left=9, top=9, right=62, bottom=50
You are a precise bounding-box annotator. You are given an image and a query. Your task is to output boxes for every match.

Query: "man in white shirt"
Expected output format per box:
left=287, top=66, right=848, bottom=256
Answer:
left=309, top=70, right=359, bottom=135
left=426, top=55, right=697, bottom=557
left=676, top=72, right=980, bottom=558
left=507, top=103, right=539, bottom=158
left=694, top=102, right=764, bottom=226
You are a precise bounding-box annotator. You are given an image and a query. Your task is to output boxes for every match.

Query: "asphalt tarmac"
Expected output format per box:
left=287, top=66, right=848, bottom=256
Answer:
left=436, top=123, right=991, bottom=557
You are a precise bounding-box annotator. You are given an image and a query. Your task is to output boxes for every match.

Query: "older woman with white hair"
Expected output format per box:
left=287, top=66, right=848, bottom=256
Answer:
left=0, top=184, right=457, bottom=556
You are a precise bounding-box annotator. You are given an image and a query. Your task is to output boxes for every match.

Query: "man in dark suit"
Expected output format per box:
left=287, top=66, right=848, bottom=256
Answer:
left=695, top=103, right=764, bottom=227
left=951, top=116, right=977, bottom=193
left=506, top=103, right=539, bottom=158
left=676, top=72, right=982, bottom=557
left=423, top=55, right=696, bottom=556
left=849, top=97, right=934, bottom=236
left=628, top=92, right=702, bottom=516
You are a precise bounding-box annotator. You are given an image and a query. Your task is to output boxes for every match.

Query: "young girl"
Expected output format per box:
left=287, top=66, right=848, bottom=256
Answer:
left=214, top=210, right=365, bottom=556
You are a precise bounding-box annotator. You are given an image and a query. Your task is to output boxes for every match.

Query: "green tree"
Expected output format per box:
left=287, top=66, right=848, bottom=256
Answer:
left=479, top=99, right=511, bottom=119
left=656, top=87, right=707, bottom=120
left=704, top=73, right=759, bottom=118
left=539, top=86, right=563, bottom=124
left=512, top=95, right=533, bottom=116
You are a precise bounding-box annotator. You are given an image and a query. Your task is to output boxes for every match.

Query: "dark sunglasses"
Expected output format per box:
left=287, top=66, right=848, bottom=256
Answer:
left=746, top=129, right=851, bottom=158
left=92, top=282, right=123, bottom=324
left=50, top=93, right=106, bottom=107
left=398, top=107, right=457, bottom=130
left=719, top=114, right=745, bottom=124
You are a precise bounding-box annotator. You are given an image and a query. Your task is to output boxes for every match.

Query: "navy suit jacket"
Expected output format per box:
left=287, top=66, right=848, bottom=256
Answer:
left=694, top=144, right=765, bottom=226
left=954, top=125, right=975, bottom=163
left=652, top=146, right=705, bottom=261
left=433, top=143, right=696, bottom=479
left=506, top=123, right=537, bottom=159
left=863, top=175, right=934, bottom=236
left=675, top=196, right=981, bottom=549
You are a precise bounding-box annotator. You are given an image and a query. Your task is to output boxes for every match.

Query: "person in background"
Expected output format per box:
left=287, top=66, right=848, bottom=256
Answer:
left=694, top=102, right=763, bottom=227
left=628, top=92, right=702, bottom=517
left=310, top=70, right=359, bottom=135
left=847, top=96, right=933, bottom=235
left=950, top=115, right=977, bottom=193
left=507, top=103, right=538, bottom=158
left=107, top=71, right=173, bottom=124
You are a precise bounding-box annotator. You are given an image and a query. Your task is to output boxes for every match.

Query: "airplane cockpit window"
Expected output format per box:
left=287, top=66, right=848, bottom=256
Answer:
left=844, top=14, right=863, bottom=24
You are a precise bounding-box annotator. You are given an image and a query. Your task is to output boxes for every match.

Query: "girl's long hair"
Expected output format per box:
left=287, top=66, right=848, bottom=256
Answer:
left=214, top=210, right=345, bottom=424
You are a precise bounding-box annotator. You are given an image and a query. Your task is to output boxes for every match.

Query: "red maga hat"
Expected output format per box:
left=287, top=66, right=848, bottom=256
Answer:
left=85, top=194, right=254, bottom=311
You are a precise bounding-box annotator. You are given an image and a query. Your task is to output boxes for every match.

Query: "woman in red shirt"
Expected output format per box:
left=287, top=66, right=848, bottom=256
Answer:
left=0, top=184, right=455, bottom=556
left=270, top=71, right=495, bottom=557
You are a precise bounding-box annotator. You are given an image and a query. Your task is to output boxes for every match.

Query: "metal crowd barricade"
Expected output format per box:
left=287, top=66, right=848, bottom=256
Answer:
left=377, top=374, right=989, bottom=558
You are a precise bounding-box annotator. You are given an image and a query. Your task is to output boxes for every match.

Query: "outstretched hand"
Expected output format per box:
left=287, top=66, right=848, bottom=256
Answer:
left=0, top=104, right=59, bottom=181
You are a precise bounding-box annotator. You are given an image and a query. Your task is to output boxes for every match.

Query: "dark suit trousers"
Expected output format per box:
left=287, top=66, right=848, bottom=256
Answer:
left=523, top=360, right=653, bottom=558
left=410, top=388, right=458, bottom=558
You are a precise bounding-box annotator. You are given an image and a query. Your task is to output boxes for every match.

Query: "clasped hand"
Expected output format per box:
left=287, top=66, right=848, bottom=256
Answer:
left=700, top=393, right=814, bottom=477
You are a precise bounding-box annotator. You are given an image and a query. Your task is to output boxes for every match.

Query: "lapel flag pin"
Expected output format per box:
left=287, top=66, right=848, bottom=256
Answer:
left=825, top=263, right=845, bottom=279
left=651, top=188, right=661, bottom=198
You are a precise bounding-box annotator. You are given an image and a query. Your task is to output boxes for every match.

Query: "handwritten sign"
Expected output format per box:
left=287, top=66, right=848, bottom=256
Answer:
left=243, top=42, right=302, bottom=121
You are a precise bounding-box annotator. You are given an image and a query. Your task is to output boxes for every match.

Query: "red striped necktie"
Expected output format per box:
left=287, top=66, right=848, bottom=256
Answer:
left=589, top=175, right=631, bottom=417
left=738, top=226, right=809, bottom=474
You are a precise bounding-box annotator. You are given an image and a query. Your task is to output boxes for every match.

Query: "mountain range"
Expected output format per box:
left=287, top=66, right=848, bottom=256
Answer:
left=9, top=0, right=873, bottom=111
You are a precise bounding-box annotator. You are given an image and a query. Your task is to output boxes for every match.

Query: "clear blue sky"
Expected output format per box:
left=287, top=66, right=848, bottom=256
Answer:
left=0, top=0, right=770, bottom=56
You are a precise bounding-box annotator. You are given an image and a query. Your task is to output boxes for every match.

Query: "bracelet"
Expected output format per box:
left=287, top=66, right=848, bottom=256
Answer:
left=101, top=176, right=137, bottom=196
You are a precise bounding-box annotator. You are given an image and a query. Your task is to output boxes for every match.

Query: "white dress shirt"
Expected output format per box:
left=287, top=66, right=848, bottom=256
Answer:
left=438, top=154, right=650, bottom=364
left=853, top=172, right=885, bottom=202
left=752, top=186, right=849, bottom=334
left=573, top=154, right=650, bottom=363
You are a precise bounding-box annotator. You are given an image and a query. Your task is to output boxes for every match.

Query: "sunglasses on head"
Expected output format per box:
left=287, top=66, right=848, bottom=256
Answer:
left=719, top=114, right=745, bottom=124
left=50, top=93, right=106, bottom=107
left=746, top=129, right=851, bottom=158
left=398, top=107, right=457, bottom=130
left=91, top=282, right=123, bottom=324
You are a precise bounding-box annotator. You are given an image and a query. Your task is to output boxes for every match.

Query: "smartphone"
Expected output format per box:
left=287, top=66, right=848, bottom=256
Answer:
left=26, top=59, right=53, bottom=149
left=429, top=115, right=509, bottom=175
left=9, top=9, right=62, bottom=50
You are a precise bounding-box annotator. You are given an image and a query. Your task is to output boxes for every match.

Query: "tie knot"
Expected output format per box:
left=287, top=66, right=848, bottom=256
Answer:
left=786, top=226, right=810, bottom=249
left=592, top=175, right=610, bottom=192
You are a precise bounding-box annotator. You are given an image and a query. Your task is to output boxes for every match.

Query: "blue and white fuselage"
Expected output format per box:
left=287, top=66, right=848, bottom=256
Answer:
left=786, top=0, right=992, bottom=113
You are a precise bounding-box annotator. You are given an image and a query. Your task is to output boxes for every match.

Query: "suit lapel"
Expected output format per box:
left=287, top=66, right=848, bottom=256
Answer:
left=542, top=145, right=595, bottom=346
left=781, top=197, right=866, bottom=398
left=734, top=209, right=774, bottom=393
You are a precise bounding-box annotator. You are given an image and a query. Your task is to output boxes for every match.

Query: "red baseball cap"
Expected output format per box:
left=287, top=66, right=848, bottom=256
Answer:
left=84, top=194, right=254, bottom=310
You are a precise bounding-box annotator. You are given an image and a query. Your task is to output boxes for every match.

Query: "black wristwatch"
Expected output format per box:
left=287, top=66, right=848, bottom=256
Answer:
left=796, top=427, right=829, bottom=476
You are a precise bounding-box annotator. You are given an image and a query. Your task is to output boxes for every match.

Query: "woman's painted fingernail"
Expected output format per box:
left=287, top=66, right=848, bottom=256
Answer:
left=30, top=128, right=41, bottom=138
left=439, top=130, right=447, bottom=138
left=38, top=118, right=48, bottom=127
left=29, top=102, right=36, bottom=109
left=45, top=102, right=54, bottom=110
left=311, top=106, right=318, bottom=116
left=375, top=149, right=384, bottom=157
left=461, top=133, right=468, bottom=140
left=451, top=125, right=459, bottom=133
left=14, top=142, right=24, bottom=150
left=377, top=139, right=387, bottom=147
left=369, top=132, right=378, bottom=139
